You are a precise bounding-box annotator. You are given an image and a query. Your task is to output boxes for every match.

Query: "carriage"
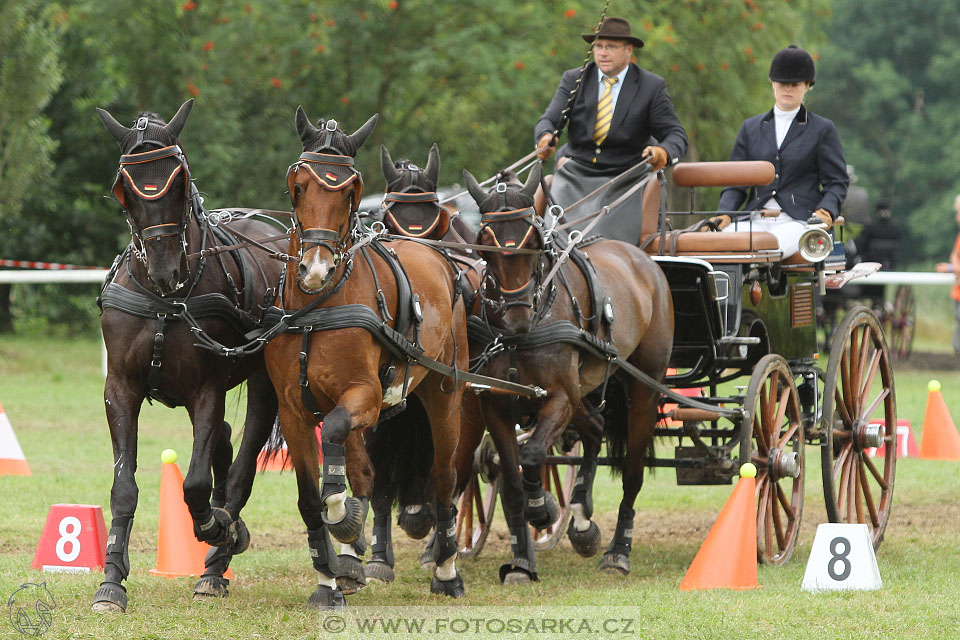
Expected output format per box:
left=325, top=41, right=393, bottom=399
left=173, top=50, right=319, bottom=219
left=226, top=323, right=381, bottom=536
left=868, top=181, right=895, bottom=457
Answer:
left=449, top=159, right=897, bottom=567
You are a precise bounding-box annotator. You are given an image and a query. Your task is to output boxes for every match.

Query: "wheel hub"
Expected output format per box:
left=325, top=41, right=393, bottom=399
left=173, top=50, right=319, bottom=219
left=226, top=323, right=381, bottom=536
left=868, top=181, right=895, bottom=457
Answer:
left=768, top=448, right=800, bottom=480
left=855, top=421, right=885, bottom=450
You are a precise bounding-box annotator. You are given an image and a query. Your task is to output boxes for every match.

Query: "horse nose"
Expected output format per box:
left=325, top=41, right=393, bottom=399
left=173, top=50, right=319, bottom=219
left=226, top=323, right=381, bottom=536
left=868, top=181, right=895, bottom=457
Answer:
left=299, top=255, right=330, bottom=291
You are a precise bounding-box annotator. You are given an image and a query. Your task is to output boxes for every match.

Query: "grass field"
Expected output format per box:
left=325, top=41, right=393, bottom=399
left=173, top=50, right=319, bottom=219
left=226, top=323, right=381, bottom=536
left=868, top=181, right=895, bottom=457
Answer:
left=1, top=335, right=959, bottom=639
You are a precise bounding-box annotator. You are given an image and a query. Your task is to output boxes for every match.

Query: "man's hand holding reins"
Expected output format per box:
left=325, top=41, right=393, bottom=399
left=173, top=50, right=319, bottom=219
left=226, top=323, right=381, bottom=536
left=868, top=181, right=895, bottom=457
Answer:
left=641, top=145, right=668, bottom=171
left=536, top=134, right=557, bottom=161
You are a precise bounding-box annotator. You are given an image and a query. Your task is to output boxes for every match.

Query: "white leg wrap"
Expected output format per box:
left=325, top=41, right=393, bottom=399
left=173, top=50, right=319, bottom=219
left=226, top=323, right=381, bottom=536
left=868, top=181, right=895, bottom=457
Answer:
left=435, top=555, right=457, bottom=581
left=317, top=573, right=337, bottom=589
left=571, top=504, right=591, bottom=532
left=339, top=543, right=358, bottom=558
left=325, top=490, right=347, bottom=523
left=405, top=504, right=423, bottom=514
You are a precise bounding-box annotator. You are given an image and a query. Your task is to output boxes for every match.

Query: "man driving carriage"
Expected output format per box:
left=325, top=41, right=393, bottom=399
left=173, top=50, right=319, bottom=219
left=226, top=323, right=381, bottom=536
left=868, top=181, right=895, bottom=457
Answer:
left=533, top=16, right=688, bottom=245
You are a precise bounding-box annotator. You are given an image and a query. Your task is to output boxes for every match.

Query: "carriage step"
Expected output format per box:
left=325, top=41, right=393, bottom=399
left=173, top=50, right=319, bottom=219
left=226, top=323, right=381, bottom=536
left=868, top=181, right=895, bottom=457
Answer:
left=665, top=408, right=724, bottom=422
left=717, top=336, right=761, bottom=345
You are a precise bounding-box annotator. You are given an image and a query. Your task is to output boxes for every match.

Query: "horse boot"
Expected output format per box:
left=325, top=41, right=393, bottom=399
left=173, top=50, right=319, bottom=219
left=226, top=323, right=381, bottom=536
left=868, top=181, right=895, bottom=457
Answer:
left=597, top=503, right=635, bottom=575
left=419, top=530, right=438, bottom=570
left=306, top=525, right=345, bottom=610
left=429, top=505, right=465, bottom=597
left=365, top=508, right=395, bottom=583
left=336, top=497, right=368, bottom=595
left=190, top=504, right=238, bottom=549
left=522, top=477, right=560, bottom=530
left=320, top=441, right=364, bottom=544
left=499, top=509, right=538, bottom=585
left=92, top=515, right=134, bottom=612
left=398, top=503, right=435, bottom=540
left=567, top=459, right=602, bottom=558
left=194, top=543, right=232, bottom=598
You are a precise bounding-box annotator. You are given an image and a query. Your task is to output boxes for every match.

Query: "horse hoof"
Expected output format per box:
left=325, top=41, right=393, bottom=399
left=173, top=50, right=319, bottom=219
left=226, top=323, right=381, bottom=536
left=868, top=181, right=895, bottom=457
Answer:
left=430, top=571, right=465, bottom=598
left=567, top=520, right=601, bottom=558
left=325, top=497, right=364, bottom=544
left=398, top=506, right=434, bottom=540
left=92, top=582, right=127, bottom=613
left=231, top=518, right=250, bottom=555
left=193, top=575, right=229, bottom=598
left=526, top=491, right=560, bottom=529
left=308, top=585, right=346, bottom=611
left=336, top=555, right=367, bottom=595
left=597, top=552, right=630, bottom=575
left=364, top=561, right=395, bottom=584
left=502, top=571, right=532, bottom=586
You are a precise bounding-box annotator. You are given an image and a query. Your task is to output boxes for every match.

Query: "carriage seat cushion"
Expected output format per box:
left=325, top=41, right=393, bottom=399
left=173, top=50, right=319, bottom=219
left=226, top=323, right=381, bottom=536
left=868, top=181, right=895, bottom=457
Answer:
left=645, top=230, right=779, bottom=256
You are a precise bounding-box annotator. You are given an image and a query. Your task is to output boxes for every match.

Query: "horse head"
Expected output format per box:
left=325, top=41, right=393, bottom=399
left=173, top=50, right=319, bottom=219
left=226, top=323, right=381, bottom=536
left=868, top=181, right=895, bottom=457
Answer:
left=464, top=163, right=544, bottom=333
left=379, top=143, right=448, bottom=239
left=97, top=99, right=195, bottom=296
left=288, top=106, right=378, bottom=294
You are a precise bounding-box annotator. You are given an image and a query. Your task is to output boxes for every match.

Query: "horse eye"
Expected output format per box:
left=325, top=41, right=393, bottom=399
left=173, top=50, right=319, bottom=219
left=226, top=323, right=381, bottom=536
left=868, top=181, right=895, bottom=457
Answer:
left=292, top=183, right=302, bottom=203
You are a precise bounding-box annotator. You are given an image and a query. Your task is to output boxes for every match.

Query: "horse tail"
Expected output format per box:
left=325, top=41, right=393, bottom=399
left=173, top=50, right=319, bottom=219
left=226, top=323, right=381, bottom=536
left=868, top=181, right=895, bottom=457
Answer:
left=258, top=415, right=287, bottom=468
left=367, top=395, right=435, bottom=507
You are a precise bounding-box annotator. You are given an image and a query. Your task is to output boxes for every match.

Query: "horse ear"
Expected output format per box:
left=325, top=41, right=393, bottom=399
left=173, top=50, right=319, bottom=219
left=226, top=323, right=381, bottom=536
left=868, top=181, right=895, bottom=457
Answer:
left=295, top=106, right=318, bottom=144
left=380, top=145, right=401, bottom=186
left=96, top=107, right=131, bottom=147
left=349, top=113, right=379, bottom=151
left=521, top=161, right=542, bottom=200
left=425, top=143, right=440, bottom=186
left=463, top=169, right=486, bottom=206
left=163, top=99, right=194, bottom=140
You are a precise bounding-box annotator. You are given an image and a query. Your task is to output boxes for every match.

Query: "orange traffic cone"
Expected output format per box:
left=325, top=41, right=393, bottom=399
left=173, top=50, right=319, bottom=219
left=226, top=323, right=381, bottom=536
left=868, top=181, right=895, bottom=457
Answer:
left=0, top=401, right=31, bottom=476
left=680, top=464, right=758, bottom=591
left=919, top=380, right=960, bottom=461
left=150, top=450, right=234, bottom=579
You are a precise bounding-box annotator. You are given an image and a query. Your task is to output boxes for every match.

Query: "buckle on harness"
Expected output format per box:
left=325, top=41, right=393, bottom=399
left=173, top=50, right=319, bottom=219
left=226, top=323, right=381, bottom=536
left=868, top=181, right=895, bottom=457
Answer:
left=135, top=116, right=149, bottom=131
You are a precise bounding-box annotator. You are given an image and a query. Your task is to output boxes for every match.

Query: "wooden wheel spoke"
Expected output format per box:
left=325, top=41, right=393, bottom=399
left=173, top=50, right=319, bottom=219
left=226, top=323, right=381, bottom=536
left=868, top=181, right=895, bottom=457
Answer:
left=776, top=482, right=795, bottom=520
left=473, top=482, right=486, bottom=525
left=758, top=380, right=770, bottom=436
left=550, top=464, right=566, bottom=507
left=853, top=454, right=864, bottom=523
left=860, top=388, right=890, bottom=425
left=858, top=462, right=880, bottom=528
left=856, top=326, right=873, bottom=389
left=753, top=412, right=769, bottom=455
left=863, top=454, right=888, bottom=490
left=773, top=385, right=790, bottom=440
left=765, top=371, right=780, bottom=435
left=833, top=385, right=854, bottom=427
left=857, top=348, right=882, bottom=415
left=841, top=346, right=857, bottom=418
left=777, top=421, right=800, bottom=449
left=771, top=484, right=786, bottom=549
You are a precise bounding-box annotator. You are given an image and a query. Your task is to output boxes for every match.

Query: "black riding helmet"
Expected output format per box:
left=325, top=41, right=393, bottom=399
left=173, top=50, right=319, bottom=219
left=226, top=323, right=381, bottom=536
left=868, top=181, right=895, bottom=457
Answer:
left=769, top=45, right=815, bottom=86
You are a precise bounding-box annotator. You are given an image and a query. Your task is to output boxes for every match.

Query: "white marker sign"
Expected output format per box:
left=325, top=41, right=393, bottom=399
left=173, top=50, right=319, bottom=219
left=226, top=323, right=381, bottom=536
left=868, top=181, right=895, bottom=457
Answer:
left=802, top=523, right=882, bottom=592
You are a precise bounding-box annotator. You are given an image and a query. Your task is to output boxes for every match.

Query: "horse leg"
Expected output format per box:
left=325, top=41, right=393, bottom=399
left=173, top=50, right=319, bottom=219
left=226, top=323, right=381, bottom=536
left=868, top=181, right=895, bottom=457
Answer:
left=520, top=394, right=574, bottom=530
left=195, top=367, right=278, bottom=598
left=597, top=380, right=659, bottom=575
left=182, top=390, right=237, bottom=549
left=318, top=388, right=380, bottom=544
left=567, top=404, right=604, bottom=557
left=336, top=429, right=371, bottom=595
left=480, top=401, right=538, bottom=585
left=417, top=374, right=465, bottom=598
left=92, top=377, right=142, bottom=613
left=279, top=405, right=344, bottom=610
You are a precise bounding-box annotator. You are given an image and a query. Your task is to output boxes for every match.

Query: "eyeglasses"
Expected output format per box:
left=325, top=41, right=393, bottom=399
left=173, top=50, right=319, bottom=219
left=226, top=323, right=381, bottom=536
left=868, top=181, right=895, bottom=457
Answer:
left=593, top=43, right=626, bottom=52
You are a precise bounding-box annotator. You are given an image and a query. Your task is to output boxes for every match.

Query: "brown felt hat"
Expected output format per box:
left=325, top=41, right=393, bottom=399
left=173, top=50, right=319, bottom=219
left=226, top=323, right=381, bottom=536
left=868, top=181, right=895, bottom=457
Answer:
left=582, top=17, right=644, bottom=48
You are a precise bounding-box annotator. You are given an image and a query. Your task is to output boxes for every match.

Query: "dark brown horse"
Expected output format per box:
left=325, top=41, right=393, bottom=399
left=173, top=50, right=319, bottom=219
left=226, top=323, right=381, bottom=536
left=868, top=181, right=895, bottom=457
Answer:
left=93, top=100, right=285, bottom=611
left=263, top=108, right=468, bottom=609
left=463, top=163, right=674, bottom=582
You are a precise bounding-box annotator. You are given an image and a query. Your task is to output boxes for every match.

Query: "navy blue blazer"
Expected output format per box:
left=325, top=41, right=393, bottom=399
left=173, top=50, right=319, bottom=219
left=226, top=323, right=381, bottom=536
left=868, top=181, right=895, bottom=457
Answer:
left=535, top=62, right=688, bottom=171
left=717, top=106, right=849, bottom=220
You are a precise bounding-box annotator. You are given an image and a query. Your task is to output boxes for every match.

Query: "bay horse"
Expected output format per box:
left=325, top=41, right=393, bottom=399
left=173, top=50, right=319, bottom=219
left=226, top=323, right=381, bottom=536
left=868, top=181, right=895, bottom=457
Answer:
left=263, top=108, right=468, bottom=609
left=463, top=163, right=674, bottom=581
left=363, top=143, right=488, bottom=582
left=93, top=99, right=285, bottom=611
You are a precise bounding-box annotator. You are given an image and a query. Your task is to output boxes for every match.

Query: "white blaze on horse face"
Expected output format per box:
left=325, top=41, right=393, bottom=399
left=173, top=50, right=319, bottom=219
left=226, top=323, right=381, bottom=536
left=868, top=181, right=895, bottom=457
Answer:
left=300, top=248, right=332, bottom=291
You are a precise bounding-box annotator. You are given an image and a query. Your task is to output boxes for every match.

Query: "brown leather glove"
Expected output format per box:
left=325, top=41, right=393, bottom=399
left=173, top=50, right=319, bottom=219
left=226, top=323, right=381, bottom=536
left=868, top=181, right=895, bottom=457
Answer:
left=642, top=145, right=668, bottom=171
left=536, top=133, right=557, bottom=161
left=811, top=208, right=833, bottom=226
left=699, top=214, right=731, bottom=231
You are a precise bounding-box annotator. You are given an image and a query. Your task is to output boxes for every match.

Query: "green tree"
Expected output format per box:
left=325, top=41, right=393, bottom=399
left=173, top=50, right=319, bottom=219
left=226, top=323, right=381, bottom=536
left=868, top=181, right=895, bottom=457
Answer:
left=815, top=0, right=960, bottom=263
left=0, top=0, right=64, bottom=332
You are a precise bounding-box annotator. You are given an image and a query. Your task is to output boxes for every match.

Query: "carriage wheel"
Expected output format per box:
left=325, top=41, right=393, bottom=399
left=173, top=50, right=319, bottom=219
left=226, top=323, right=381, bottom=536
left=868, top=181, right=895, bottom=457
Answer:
left=741, top=354, right=805, bottom=566
left=456, top=435, right=500, bottom=558
left=821, top=306, right=896, bottom=548
left=530, top=440, right=581, bottom=551
left=887, top=285, right=915, bottom=360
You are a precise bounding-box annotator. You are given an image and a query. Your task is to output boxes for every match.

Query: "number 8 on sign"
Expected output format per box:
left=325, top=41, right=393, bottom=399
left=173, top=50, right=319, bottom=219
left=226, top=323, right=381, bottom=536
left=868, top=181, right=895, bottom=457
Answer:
left=802, top=524, right=882, bottom=592
left=55, top=516, right=82, bottom=563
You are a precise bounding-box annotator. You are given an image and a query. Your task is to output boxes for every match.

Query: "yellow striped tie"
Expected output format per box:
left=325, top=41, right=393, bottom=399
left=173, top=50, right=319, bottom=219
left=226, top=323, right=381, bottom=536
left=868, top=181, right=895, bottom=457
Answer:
left=592, top=76, right=618, bottom=149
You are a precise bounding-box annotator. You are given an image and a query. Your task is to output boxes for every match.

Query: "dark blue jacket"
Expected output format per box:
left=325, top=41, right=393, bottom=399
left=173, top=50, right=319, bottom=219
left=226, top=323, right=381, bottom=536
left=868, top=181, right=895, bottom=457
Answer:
left=535, top=62, right=688, bottom=171
left=717, top=106, right=848, bottom=220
